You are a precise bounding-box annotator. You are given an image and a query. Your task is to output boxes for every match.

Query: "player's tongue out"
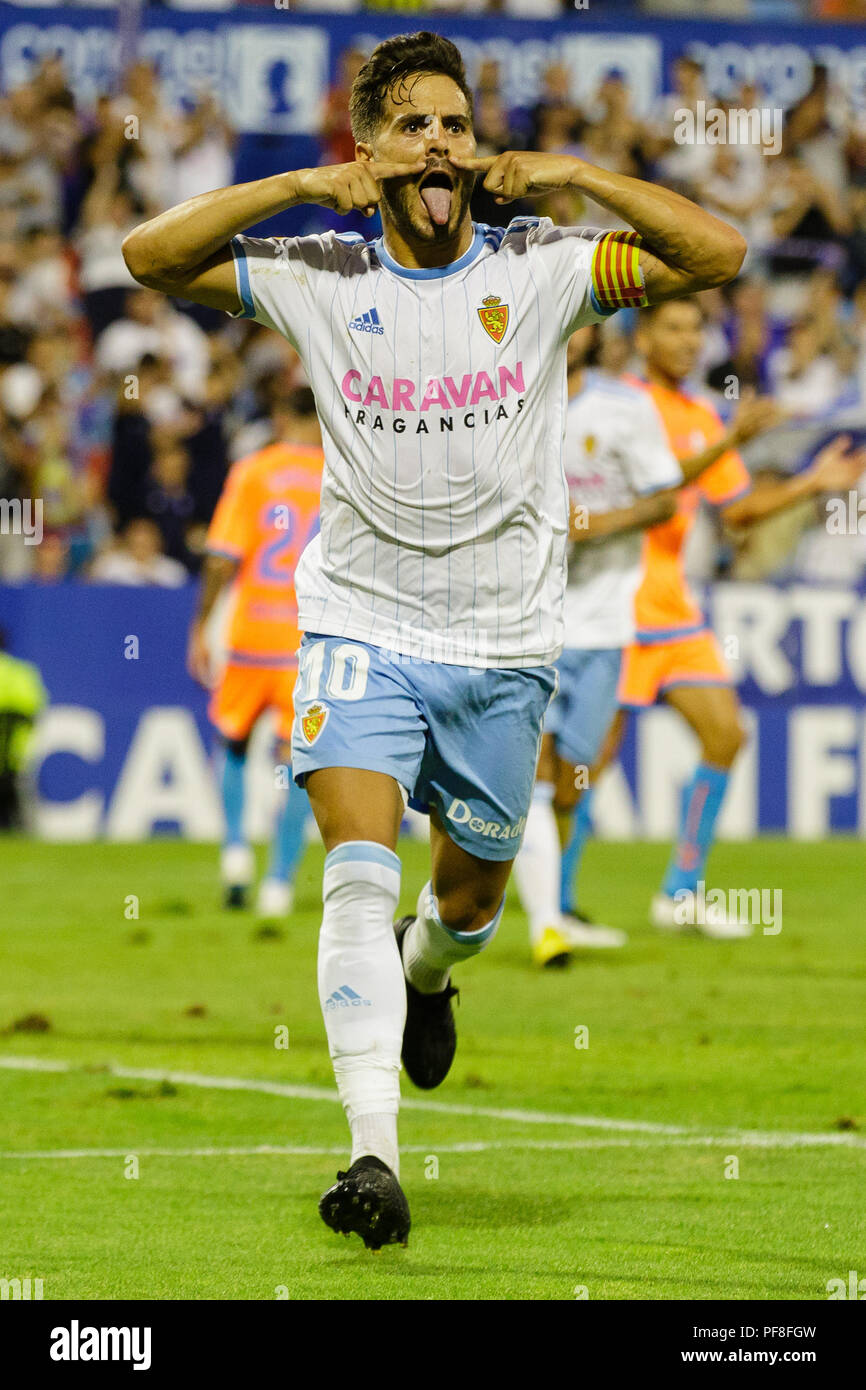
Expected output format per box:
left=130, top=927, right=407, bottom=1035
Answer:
left=420, top=185, right=452, bottom=227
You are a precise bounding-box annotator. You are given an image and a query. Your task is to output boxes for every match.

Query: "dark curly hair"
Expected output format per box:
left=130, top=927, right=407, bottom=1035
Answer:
left=349, top=31, right=473, bottom=144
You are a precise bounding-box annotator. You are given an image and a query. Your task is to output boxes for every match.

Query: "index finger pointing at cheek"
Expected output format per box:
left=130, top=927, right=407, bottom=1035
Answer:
left=368, top=160, right=427, bottom=180
left=449, top=155, right=497, bottom=172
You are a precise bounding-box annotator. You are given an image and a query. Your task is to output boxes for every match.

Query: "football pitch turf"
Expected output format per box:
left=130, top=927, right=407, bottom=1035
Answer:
left=0, top=836, right=863, bottom=1301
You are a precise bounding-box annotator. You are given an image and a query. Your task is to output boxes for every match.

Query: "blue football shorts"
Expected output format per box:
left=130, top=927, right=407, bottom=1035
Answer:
left=291, top=632, right=557, bottom=861
left=544, top=646, right=623, bottom=769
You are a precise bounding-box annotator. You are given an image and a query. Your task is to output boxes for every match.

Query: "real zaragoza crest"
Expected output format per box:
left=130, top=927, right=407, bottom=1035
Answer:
left=301, top=702, right=329, bottom=744
left=478, top=295, right=509, bottom=343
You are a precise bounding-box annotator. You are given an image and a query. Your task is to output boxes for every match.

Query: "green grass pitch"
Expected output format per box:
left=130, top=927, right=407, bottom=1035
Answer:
left=0, top=835, right=863, bottom=1300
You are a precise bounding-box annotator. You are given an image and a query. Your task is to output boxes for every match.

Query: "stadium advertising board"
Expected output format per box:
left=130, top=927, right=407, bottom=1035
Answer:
left=1, top=580, right=864, bottom=841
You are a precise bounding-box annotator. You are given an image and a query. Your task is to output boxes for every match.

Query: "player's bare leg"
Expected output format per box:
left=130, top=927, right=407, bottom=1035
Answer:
left=305, top=766, right=404, bottom=852
left=305, top=767, right=410, bottom=1249
left=652, top=683, right=750, bottom=937
left=394, top=809, right=511, bottom=1083
left=429, top=808, right=513, bottom=931
left=663, top=684, right=746, bottom=771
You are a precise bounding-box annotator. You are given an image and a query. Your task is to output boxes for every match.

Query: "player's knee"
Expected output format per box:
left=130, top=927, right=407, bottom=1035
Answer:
left=702, top=716, right=747, bottom=768
left=436, top=883, right=503, bottom=935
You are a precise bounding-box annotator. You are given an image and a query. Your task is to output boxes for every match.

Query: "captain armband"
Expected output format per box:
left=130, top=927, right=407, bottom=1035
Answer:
left=591, top=230, right=649, bottom=312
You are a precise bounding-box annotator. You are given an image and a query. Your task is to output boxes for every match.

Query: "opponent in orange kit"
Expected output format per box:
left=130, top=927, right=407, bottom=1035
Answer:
left=188, top=386, right=323, bottom=915
left=561, top=298, right=864, bottom=936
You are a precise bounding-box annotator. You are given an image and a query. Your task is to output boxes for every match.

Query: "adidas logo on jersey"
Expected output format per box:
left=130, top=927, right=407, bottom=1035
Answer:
left=324, top=984, right=372, bottom=1011
left=348, top=307, right=384, bottom=335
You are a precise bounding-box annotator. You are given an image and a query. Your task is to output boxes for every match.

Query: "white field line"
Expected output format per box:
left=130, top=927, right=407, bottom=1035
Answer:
left=1, top=1054, right=864, bottom=1152
left=0, top=1139, right=737, bottom=1159
left=1, top=1134, right=865, bottom=1160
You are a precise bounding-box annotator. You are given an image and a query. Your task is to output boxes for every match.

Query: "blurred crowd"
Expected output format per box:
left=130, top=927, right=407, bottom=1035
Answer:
left=1, top=44, right=866, bottom=587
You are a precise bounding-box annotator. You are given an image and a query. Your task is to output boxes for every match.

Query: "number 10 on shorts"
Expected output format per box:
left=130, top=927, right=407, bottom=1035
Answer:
left=297, top=639, right=371, bottom=702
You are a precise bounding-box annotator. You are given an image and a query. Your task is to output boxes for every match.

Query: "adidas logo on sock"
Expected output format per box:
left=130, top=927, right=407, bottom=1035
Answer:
left=324, top=984, right=372, bottom=1011
left=348, top=307, right=384, bottom=335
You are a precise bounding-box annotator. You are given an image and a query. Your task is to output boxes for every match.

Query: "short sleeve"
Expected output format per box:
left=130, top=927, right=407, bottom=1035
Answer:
left=524, top=220, right=648, bottom=339
left=625, top=391, right=683, bottom=496
left=700, top=449, right=752, bottom=508
left=207, top=460, right=254, bottom=560
left=228, top=232, right=355, bottom=350
left=695, top=412, right=752, bottom=507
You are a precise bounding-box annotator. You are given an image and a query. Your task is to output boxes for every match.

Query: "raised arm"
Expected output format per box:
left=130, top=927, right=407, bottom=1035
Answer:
left=451, top=152, right=747, bottom=302
left=121, top=159, right=425, bottom=312
left=675, top=392, right=783, bottom=487
left=722, top=436, right=866, bottom=529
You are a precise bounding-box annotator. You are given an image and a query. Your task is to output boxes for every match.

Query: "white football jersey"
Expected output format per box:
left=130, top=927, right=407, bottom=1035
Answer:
left=562, top=371, right=681, bottom=649
left=229, top=218, right=621, bottom=668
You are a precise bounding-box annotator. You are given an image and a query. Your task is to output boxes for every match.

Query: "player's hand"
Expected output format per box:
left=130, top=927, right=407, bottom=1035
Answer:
left=450, top=150, right=580, bottom=204
left=187, top=622, right=214, bottom=689
left=806, top=435, right=866, bottom=491
left=728, top=389, right=784, bottom=446
left=292, top=160, right=426, bottom=218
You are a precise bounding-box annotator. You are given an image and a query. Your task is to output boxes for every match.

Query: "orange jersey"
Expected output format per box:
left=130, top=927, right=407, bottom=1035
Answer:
left=631, top=380, right=751, bottom=641
left=206, top=442, right=323, bottom=664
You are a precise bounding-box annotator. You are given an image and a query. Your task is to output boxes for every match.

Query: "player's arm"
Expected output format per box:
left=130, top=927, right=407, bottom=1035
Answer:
left=187, top=552, right=238, bottom=688
left=570, top=491, right=677, bottom=542
left=121, top=159, right=425, bottom=311
left=675, top=392, right=783, bottom=488
left=451, top=152, right=747, bottom=301
left=721, top=435, right=866, bottom=529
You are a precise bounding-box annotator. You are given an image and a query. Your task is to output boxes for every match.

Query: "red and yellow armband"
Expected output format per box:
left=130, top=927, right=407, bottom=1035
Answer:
left=591, top=230, right=649, bottom=312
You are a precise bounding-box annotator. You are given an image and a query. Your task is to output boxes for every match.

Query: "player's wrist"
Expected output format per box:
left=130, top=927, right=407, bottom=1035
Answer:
left=281, top=169, right=309, bottom=208
left=562, top=155, right=589, bottom=189
left=800, top=468, right=824, bottom=496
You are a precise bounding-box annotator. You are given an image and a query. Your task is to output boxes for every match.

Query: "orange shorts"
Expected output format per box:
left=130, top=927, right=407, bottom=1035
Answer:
left=209, top=662, right=297, bottom=744
left=617, top=628, right=731, bottom=709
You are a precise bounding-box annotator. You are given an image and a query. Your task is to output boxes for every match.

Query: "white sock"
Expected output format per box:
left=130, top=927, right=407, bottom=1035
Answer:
left=512, top=783, right=562, bottom=944
left=401, top=881, right=504, bottom=995
left=319, top=842, right=405, bottom=1176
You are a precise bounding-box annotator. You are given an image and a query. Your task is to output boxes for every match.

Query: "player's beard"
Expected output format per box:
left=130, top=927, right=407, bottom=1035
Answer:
left=379, top=170, right=474, bottom=246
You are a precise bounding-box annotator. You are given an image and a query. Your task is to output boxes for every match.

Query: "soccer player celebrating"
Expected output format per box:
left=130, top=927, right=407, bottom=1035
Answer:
left=561, top=298, right=865, bottom=937
left=124, top=31, right=749, bottom=1249
left=187, top=387, right=323, bottom=918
